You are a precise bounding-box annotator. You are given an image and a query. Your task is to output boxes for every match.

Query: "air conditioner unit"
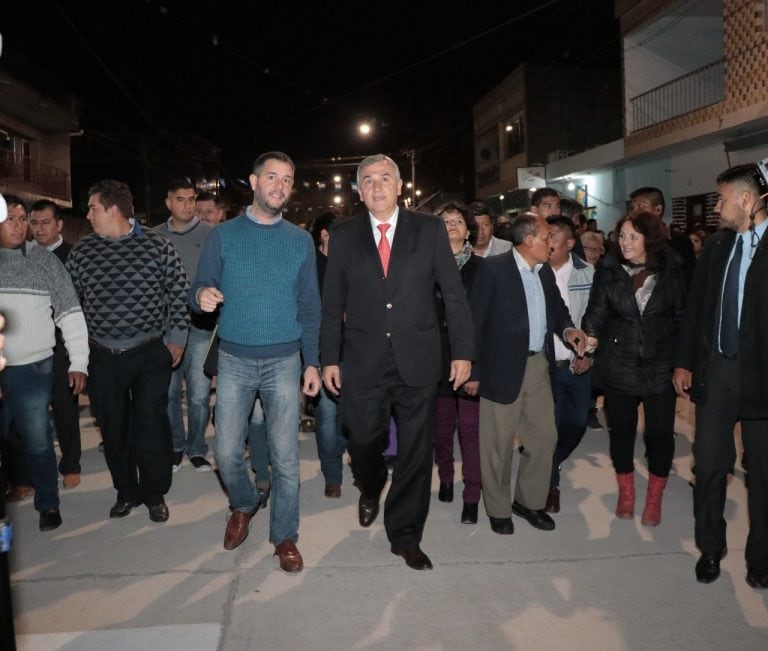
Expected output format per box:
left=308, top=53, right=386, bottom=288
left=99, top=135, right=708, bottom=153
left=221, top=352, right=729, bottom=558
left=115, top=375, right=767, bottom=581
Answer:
left=547, top=150, right=573, bottom=163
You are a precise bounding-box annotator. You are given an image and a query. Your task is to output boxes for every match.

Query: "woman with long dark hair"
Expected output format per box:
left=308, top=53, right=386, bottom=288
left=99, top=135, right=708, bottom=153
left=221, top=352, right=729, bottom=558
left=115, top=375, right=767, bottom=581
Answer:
left=582, top=211, right=687, bottom=526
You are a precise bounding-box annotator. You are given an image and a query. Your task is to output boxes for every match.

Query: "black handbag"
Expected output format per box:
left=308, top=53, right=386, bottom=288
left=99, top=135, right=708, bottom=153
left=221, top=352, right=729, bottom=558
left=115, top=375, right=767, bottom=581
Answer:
left=203, top=326, right=219, bottom=377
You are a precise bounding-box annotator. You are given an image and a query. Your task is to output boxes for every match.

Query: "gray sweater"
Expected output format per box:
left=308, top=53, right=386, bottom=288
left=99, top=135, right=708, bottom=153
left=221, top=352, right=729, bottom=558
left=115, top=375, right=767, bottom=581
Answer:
left=0, top=242, right=89, bottom=372
left=153, top=217, right=215, bottom=335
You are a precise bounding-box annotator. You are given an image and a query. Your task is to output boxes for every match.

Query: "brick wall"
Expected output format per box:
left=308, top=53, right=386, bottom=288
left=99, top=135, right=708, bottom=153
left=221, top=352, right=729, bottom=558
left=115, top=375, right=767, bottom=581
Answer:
left=670, top=192, right=720, bottom=230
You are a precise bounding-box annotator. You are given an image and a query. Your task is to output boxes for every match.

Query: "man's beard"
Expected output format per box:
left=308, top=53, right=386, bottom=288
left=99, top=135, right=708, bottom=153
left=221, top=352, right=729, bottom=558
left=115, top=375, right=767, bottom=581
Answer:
left=254, top=190, right=286, bottom=217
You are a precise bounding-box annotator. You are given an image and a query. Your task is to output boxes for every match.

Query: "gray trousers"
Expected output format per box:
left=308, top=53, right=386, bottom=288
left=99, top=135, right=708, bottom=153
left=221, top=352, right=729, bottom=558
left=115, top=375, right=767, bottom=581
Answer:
left=480, top=353, right=557, bottom=518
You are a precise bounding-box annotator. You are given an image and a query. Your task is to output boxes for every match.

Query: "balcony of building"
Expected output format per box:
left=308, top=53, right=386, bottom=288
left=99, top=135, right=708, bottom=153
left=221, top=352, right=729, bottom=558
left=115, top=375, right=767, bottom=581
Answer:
left=0, top=149, right=71, bottom=202
left=630, top=57, right=724, bottom=131
left=623, top=0, right=723, bottom=133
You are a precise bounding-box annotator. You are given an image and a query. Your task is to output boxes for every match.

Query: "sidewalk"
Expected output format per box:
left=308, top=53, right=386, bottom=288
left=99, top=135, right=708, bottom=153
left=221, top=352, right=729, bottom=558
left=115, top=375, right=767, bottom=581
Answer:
left=7, top=398, right=768, bottom=650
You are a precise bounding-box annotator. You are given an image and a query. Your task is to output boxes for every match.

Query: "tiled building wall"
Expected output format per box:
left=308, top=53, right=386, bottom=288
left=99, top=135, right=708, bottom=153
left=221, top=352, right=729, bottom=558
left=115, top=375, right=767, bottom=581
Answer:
left=621, top=0, right=768, bottom=149
left=670, top=192, right=720, bottom=230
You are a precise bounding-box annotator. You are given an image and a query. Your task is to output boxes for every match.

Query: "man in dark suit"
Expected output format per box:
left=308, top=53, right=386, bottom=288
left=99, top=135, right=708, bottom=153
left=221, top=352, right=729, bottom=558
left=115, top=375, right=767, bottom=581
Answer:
left=321, top=154, right=474, bottom=570
left=465, top=213, right=587, bottom=535
left=673, top=164, right=768, bottom=590
left=29, top=200, right=82, bottom=489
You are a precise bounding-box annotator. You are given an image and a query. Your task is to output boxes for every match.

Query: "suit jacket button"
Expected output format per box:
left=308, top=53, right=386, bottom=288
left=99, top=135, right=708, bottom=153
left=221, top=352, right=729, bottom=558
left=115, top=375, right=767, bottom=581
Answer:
left=386, top=303, right=392, bottom=309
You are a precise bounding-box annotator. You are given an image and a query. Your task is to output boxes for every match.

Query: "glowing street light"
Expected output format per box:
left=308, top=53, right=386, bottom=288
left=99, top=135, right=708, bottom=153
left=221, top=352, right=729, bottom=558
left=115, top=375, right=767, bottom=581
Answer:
left=333, top=175, right=342, bottom=183
left=358, top=122, right=371, bottom=136
left=333, top=195, right=342, bottom=205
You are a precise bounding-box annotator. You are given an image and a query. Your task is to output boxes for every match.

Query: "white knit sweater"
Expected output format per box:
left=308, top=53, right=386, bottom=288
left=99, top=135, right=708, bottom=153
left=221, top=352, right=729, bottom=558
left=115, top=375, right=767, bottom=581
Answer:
left=0, top=242, right=89, bottom=372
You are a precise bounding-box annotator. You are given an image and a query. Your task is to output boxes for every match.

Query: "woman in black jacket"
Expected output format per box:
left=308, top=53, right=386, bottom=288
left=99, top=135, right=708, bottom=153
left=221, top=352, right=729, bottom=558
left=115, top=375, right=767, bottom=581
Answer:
left=433, top=202, right=482, bottom=524
left=582, top=210, right=686, bottom=526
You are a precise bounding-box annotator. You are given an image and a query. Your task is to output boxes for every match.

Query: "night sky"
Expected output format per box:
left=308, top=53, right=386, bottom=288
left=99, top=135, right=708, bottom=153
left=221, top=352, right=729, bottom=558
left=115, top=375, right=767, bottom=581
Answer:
left=2, top=0, right=619, bottom=212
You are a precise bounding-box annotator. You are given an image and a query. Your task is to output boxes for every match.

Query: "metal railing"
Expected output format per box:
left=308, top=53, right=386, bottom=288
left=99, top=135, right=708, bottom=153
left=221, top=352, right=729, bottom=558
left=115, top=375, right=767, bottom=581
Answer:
left=0, top=150, right=71, bottom=202
left=630, top=58, right=725, bottom=132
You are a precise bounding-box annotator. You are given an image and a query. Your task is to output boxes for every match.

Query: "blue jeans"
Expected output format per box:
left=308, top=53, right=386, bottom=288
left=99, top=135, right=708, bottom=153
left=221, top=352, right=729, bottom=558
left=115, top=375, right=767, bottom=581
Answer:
left=314, top=385, right=345, bottom=486
left=0, top=358, right=59, bottom=511
left=215, top=350, right=301, bottom=544
left=248, top=397, right=271, bottom=483
left=550, top=366, right=591, bottom=488
left=168, top=329, right=212, bottom=457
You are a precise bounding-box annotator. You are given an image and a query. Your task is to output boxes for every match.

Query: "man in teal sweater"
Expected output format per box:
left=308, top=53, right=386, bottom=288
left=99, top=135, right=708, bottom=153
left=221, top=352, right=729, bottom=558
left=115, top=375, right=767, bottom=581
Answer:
left=190, top=151, right=321, bottom=572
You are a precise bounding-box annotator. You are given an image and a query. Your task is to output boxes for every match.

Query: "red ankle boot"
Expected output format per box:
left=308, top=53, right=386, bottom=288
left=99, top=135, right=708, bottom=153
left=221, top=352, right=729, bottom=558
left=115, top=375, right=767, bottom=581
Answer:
left=641, top=473, right=668, bottom=527
left=615, top=472, right=635, bottom=519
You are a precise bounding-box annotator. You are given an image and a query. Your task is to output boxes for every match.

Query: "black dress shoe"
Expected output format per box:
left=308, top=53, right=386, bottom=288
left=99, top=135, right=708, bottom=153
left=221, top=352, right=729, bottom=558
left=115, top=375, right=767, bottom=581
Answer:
left=109, top=500, right=142, bottom=518
left=358, top=495, right=379, bottom=527
left=147, top=501, right=170, bottom=523
left=391, top=545, right=433, bottom=570
left=438, top=482, right=454, bottom=503
left=39, top=508, right=62, bottom=531
left=461, top=502, right=478, bottom=524
left=746, top=565, right=768, bottom=589
left=489, top=516, right=514, bottom=534
left=512, top=500, right=555, bottom=531
left=695, top=554, right=722, bottom=584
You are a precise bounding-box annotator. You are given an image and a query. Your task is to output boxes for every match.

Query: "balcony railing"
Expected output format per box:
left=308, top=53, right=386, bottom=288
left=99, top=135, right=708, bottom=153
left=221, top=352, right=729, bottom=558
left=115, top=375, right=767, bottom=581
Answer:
left=0, top=150, right=71, bottom=202
left=630, top=58, right=725, bottom=132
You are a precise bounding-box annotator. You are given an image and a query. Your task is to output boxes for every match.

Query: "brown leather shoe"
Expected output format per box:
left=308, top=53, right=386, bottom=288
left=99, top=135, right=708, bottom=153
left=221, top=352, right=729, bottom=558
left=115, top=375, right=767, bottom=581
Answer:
left=223, top=508, right=258, bottom=550
left=545, top=487, right=560, bottom=513
left=63, top=473, right=81, bottom=489
left=324, top=484, right=341, bottom=498
left=6, top=485, right=34, bottom=503
left=274, top=540, right=303, bottom=572
left=358, top=495, right=379, bottom=527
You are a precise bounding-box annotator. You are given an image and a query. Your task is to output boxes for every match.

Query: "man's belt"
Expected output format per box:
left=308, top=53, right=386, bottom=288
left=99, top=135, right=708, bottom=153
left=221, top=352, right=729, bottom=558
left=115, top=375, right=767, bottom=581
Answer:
left=89, top=336, right=161, bottom=355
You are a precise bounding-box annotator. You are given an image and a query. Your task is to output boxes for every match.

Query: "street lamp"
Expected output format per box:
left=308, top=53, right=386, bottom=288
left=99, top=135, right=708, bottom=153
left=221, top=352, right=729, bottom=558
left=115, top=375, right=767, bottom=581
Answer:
left=358, top=122, right=371, bottom=136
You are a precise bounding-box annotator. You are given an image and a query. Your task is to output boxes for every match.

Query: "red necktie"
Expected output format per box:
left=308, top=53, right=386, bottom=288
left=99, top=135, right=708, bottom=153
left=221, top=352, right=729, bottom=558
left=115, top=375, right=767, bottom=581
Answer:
left=377, top=223, right=391, bottom=277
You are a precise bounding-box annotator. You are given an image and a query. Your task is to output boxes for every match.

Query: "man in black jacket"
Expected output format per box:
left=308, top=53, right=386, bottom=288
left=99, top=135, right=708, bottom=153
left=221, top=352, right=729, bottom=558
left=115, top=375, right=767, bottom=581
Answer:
left=321, top=154, right=474, bottom=570
left=673, top=164, right=768, bottom=589
left=29, top=200, right=82, bottom=489
left=465, top=214, right=587, bottom=535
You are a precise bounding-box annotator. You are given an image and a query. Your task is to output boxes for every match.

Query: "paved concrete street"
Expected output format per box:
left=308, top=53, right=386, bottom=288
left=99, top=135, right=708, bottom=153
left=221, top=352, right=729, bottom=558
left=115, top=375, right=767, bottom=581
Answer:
left=6, top=396, right=768, bottom=650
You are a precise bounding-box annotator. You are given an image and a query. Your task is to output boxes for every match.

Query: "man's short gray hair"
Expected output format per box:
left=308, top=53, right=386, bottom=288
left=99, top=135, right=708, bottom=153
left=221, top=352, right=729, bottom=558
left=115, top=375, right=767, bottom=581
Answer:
left=356, top=154, right=401, bottom=187
left=510, top=213, right=540, bottom=246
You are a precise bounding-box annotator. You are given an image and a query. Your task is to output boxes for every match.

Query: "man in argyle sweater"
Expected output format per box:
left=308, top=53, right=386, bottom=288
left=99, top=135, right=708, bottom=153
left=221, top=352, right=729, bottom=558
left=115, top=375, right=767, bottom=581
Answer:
left=67, top=180, right=190, bottom=523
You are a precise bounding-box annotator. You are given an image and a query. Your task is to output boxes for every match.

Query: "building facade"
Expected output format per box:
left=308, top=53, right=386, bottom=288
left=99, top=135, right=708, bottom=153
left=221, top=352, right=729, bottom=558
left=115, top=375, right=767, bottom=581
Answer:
left=0, top=69, right=78, bottom=207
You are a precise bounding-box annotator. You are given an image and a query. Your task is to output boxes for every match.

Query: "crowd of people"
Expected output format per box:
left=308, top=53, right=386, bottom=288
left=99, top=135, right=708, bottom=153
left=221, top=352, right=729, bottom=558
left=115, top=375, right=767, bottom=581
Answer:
left=0, top=152, right=766, bottom=590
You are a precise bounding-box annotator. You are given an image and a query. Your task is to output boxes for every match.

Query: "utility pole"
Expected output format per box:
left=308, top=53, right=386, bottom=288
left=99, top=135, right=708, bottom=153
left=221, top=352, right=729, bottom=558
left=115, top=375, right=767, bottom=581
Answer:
left=406, top=149, right=416, bottom=206
left=141, top=137, right=151, bottom=224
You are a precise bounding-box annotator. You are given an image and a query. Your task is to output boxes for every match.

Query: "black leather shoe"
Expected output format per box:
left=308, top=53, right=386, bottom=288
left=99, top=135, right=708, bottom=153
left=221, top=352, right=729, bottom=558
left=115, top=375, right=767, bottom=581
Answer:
left=109, top=500, right=142, bottom=518
left=746, top=565, right=768, bottom=589
left=147, top=501, right=170, bottom=523
left=358, top=495, right=380, bottom=528
left=461, top=502, right=478, bottom=524
left=695, top=554, right=722, bottom=584
left=438, top=482, right=454, bottom=503
left=489, top=516, right=514, bottom=534
left=512, top=500, right=555, bottom=531
left=39, top=508, right=62, bottom=531
left=391, top=545, right=433, bottom=570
